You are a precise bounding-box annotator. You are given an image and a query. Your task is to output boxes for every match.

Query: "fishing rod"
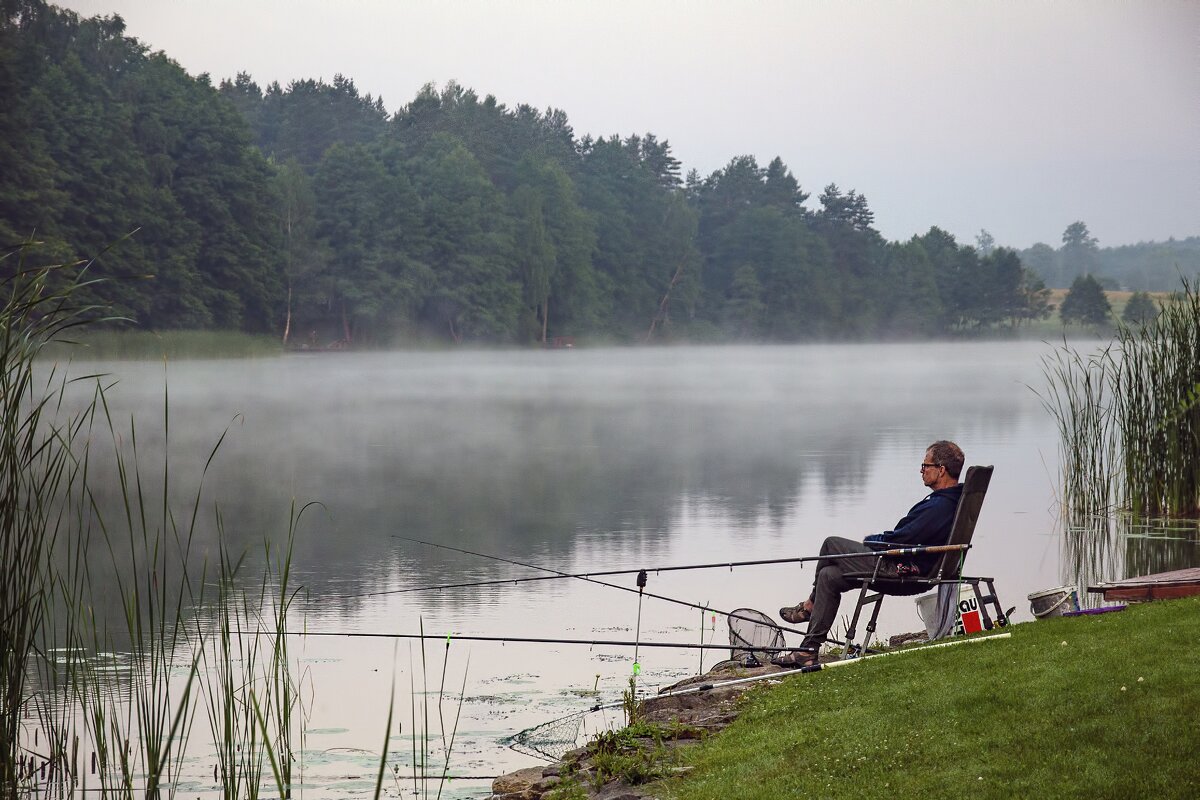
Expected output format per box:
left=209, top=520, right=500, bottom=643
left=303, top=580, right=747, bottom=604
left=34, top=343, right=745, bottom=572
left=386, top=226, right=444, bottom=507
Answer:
left=652, top=631, right=1013, bottom=698
left=367, top=539, right=970, bottom=599
left=292, top=629, right=797, bottom=652
left=394, top=534, right=820, bottom=639
left=331, top=557, right=817, bottom=601
left=391, top=535, right=967, bottom=646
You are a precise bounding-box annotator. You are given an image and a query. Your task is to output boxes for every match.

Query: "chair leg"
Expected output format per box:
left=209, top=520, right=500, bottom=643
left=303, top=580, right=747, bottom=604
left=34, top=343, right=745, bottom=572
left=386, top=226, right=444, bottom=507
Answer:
left=861, top=589, right=886, bottom=654
left=970, top=581, right=994, bottom=630
left=843, top=581, right=879, bottom=660
left=978, top=579, right=1007, bottom=627
left=962, top=578, right=1007, bottom=631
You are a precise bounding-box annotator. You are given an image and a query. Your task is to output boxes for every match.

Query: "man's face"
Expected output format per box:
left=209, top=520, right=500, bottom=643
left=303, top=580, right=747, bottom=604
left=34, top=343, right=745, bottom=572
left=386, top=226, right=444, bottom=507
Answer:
left=920, top=449, right=945, bottom=489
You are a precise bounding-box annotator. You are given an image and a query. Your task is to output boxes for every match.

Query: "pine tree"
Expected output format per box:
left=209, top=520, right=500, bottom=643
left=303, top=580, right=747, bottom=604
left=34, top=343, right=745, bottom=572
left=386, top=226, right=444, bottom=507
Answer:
left=1060, top=274, right=1112, bottom=326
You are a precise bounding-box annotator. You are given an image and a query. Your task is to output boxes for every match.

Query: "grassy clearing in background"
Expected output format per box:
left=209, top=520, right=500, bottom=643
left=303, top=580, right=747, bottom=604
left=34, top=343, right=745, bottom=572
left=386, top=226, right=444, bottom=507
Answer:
left=40, top=329, right=282, bottom=360
left=657, top=598, right=1200, bottom=800
left=1011, top=289, right=1171, bottom=339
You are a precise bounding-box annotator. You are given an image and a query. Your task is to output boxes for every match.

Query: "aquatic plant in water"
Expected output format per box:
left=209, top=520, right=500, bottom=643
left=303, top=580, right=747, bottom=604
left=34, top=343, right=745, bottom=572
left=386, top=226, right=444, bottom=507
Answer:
left=1111, top=280, right=1200, bottom=517
left=1, top=244, right=315, bottom=799
left=1041, top=277, right=1200, bottom=519
left=1, top=245, right=113, bottom=797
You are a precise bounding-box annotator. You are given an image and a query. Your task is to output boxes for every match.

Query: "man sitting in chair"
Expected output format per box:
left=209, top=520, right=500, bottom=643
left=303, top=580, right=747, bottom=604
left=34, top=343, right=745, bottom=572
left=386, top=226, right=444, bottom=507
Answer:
left=773, top=440, right=965, bottom=668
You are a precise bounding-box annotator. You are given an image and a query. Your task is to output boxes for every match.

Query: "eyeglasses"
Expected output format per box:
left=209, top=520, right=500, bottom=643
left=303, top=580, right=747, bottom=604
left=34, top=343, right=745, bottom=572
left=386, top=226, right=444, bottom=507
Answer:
left=920, top=463, right=942, bottom=471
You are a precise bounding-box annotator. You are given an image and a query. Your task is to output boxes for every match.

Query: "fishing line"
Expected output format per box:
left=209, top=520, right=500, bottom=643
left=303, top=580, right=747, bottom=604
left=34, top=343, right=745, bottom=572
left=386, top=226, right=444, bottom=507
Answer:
left=295, top=541, right=972, bottom=656
left=334, top=539, right=968, bottom=601
left=387, top=536, right=967, bottom=646
left=290, top=629, right=796, bottom=652
left=391, top=534, right=819, bottom=640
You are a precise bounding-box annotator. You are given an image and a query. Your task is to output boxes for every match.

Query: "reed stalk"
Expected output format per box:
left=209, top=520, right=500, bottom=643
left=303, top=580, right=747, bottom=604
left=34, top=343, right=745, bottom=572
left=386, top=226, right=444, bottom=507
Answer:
left=1041, top=276, right=1200, bottom=521
left=5, top=240, right=439, bottom=800
left=202, top=500, right=313, bottom=800
left=1038, top=342, right=1119, bottom=520
left=3, top=242, right=311, bottom=799
left=397, top=623, right=469, bottom=800
left=1112, top=278, right=1200, bottom=516
left=1, top=247, right=111, bottom=798
left=256, top=501, right=311, bottom=800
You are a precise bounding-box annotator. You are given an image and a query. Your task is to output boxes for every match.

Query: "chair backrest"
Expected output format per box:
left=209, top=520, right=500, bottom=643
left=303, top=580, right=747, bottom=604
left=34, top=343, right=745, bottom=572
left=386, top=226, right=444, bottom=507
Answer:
left=929, top=465, right=993, bottom=580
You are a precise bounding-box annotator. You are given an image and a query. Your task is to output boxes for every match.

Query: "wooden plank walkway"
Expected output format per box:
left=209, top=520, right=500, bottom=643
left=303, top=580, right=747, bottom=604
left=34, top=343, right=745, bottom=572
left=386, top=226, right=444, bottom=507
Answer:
left=1088, top=567, right=1200, bottom=602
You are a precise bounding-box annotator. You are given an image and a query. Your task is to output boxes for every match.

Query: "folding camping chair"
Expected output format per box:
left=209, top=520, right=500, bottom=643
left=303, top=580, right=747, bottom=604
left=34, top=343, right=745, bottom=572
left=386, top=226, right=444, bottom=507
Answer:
left=840, top=465, right=1008, bottom=658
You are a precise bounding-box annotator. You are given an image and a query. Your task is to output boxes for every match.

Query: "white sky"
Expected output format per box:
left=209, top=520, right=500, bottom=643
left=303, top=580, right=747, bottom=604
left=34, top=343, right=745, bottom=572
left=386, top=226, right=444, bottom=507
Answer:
left=56, top=0, right=1200, bottom=249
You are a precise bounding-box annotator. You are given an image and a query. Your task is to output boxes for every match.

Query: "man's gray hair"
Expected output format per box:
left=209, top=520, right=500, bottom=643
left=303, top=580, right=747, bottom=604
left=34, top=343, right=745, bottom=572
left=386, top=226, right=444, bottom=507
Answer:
left=927, top=440, right=964, bottom=479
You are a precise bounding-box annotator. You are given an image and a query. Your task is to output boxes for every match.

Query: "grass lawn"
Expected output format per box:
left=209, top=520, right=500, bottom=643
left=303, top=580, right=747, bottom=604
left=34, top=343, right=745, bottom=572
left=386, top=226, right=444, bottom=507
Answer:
left=656, top=597, right=1200, bottom=799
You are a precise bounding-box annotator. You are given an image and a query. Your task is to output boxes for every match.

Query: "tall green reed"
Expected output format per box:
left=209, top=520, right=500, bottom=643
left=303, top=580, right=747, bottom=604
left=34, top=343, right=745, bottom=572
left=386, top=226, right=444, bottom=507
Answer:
left=3, top=243, right=311, bottom=799
left=1039, top=342, right=1119, bottom=520
left=1, top=247, right=111, bottom=797
left=80, top=385, right=207, bottom=798
left=71, top=404, right=314, bottom=800
left=6, top=241, right=447, bottom=800
left=254, top=502, right=310, bottom=800
left=203, top=502, right=313, bottom=800
left=397, top=625, right=469, bottom=800
left=1041, top=276, right=1200, bottom=520
left=1112, top=279, right=1200, bottom=516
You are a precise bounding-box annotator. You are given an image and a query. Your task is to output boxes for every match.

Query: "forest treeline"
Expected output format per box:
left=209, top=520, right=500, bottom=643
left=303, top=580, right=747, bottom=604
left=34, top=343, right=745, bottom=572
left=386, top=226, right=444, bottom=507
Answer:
left=3, top=2, right=1197, bottom=345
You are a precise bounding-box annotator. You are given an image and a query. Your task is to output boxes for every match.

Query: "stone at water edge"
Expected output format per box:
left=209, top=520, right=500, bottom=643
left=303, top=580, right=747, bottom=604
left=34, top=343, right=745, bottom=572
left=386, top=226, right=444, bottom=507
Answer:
left=491, top=764, right=544, bottom=798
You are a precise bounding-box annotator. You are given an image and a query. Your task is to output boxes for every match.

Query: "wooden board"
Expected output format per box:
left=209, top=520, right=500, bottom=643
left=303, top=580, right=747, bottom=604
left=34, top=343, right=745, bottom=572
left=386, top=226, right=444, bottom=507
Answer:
left=1088, top=567, right=1200, bottom=602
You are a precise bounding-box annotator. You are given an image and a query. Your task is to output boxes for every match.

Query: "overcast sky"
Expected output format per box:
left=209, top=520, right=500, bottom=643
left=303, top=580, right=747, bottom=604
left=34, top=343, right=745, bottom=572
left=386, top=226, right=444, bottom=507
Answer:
left=57, top=0, right=1199, bottom=249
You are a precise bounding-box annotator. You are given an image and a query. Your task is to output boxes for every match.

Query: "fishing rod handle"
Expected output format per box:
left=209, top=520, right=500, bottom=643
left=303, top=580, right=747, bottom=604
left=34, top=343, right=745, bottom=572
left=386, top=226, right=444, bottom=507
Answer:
left=883, top=543, right=970, bottom=555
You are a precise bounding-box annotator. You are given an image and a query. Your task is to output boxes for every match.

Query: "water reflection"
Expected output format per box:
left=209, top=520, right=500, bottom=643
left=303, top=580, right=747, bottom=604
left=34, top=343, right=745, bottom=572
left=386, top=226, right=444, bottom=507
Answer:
left=55, top=344, right=1045, bottom=600
left=1060, top=512, right=1200, bottom=606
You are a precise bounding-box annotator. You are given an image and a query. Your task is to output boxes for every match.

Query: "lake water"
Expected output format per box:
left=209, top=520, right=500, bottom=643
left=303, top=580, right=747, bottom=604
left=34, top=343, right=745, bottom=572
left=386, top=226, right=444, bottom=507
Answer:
left=43, top=341, right=1198, bottom=797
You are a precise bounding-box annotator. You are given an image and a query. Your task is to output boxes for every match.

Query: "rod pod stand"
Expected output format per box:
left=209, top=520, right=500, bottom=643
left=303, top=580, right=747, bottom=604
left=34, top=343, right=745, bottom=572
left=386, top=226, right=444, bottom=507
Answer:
left=631, top=569, right=648, bottom=703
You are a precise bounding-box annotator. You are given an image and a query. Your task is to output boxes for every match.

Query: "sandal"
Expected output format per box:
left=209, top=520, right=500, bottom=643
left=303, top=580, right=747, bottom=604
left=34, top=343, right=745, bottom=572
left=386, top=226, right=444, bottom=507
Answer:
left=770, top=648, right=819, bottom=668
left=779, top=601, right=813, bottom=624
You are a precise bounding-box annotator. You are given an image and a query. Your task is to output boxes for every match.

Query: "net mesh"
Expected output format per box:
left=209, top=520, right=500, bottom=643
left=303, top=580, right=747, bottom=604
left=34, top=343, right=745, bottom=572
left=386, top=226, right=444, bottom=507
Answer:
left=727, top=607, right=787, bottom=666
left=504, top=709, right=588, bottom=761
left=507, top=608, right=787, bottom=759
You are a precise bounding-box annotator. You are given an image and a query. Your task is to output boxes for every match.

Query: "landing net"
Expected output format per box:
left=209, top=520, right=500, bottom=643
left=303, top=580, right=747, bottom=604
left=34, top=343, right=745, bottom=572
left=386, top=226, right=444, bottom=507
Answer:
left=727, top=607, right=786, bottom=666
left=504, top=709, right=589, bottom=762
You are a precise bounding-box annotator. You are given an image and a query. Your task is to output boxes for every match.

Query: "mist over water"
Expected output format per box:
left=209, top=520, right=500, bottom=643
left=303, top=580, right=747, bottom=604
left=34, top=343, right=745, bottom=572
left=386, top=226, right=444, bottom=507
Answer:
left=53, top=341, right=1196, bottom=794
left=74, top=342, right=1049, bottom=587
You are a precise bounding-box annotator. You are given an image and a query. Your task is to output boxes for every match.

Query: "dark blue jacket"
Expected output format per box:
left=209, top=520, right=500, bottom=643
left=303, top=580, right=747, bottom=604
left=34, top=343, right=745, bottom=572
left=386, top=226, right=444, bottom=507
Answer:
left=862, top=484, right=963, bottom=573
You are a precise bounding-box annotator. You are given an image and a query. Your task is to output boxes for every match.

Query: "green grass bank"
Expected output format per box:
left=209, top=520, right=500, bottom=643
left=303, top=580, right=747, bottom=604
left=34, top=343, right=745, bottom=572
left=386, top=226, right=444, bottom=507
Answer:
left=656, top=597, right=1200, bottom=800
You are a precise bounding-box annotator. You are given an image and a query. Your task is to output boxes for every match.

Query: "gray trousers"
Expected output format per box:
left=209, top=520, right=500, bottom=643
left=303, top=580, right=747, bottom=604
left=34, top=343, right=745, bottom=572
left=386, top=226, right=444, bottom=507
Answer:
left=801, top=536, right=898, bottom=650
